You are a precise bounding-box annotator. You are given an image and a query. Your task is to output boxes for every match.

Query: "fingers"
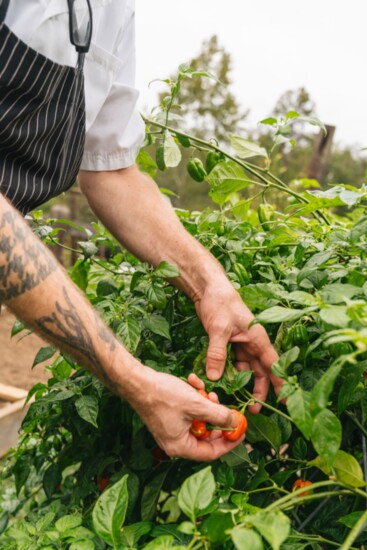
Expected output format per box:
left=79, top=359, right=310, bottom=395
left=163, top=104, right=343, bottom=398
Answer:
left=187, top=373, right=205, bottom=390
left=197, top=399, right=238, bottom=430
left=206, top=333, right=229, bottom=380
left=184, top=435, right=245, bottom=462
left=187, top=373, right=219, bottom=404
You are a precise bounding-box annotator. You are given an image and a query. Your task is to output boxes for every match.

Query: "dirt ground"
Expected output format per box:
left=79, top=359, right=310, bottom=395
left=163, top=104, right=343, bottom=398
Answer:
left=0, top=307, right=51, bottom=391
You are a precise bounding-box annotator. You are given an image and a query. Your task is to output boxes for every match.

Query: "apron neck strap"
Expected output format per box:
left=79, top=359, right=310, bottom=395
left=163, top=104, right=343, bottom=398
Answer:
left=0, top=0, right=10, bottom=23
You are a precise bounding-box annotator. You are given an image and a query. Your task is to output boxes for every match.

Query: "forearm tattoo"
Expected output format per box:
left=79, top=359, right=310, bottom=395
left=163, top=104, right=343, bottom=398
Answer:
left=0, top=203, right=119, bottom=392
left=36, top=286, right=118, bottom=390
left=0, top=209, right=57, bottom=302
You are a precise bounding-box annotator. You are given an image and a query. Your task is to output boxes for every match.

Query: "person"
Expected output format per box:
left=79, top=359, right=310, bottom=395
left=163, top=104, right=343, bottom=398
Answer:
left=0, top=0, right=282, bottom=461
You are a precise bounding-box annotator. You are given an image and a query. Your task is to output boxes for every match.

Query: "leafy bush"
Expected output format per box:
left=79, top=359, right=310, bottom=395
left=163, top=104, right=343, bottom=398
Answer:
left=1, top=67, right=367, bottom=549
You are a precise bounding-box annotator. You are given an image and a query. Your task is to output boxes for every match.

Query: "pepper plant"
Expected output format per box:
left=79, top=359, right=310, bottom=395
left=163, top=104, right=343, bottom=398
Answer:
left=0, top=66, right=367, bottom=549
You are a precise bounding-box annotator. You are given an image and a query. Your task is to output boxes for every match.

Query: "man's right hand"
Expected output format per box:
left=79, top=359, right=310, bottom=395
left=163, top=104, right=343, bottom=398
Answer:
left=125, top=365, right=243, bottom=461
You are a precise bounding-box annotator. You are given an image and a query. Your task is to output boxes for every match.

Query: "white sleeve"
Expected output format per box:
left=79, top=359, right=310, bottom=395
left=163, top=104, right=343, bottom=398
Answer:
left=80, top=0, right=145, bottom=171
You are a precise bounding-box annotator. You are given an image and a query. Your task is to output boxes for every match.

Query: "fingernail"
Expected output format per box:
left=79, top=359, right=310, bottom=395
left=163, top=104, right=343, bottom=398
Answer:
left=207, top=368, right=220, bottom=380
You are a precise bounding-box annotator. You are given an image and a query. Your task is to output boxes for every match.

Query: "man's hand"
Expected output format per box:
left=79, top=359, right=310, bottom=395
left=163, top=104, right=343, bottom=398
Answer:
left=128, top=366, right=242, bottom=461
left=194, top=280, right=283, bottom=414
left=79, top=167, right=283, bottom=414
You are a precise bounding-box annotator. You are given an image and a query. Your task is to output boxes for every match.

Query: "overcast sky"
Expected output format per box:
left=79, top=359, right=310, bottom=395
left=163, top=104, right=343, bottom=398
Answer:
left=135, top=0, right=366, bottom=149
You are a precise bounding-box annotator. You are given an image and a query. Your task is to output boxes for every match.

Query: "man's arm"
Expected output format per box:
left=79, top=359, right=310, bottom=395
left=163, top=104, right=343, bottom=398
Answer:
left=0, top=193, right=240, bottom=460
left=79, top=166, right=283, bottom=412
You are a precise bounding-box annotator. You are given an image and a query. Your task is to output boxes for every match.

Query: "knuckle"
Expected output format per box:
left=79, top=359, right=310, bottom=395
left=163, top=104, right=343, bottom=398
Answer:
left=207, top=347, right=227, bottom=363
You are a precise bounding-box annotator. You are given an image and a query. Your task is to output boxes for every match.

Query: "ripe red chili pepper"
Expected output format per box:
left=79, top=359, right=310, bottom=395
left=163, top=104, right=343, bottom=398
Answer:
left=292, top=479, right=313, bottom=497
left=222, top=410, right=247, bottom=441
left=191, top=418, right=210, bottom=439
left=98, top=475, right=109, bottom=493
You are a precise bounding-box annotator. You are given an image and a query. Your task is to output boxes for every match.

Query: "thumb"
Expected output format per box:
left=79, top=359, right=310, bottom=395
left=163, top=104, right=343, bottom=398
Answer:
left=206, top=333, right=228, bottom=381
left=199, top=400, right=238, bottom=430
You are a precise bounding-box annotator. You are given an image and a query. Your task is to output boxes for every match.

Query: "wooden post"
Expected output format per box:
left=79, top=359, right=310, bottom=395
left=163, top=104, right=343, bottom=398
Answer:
left=307, top=125, right=336, bottom=184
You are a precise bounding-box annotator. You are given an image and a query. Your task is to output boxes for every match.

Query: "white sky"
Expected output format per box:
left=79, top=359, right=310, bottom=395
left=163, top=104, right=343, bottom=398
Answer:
left=135, top=0, right=367, bottom=149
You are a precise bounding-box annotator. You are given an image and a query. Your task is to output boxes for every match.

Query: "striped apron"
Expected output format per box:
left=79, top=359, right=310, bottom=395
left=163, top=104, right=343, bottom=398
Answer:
left=0, top=0, right=88, bottom=215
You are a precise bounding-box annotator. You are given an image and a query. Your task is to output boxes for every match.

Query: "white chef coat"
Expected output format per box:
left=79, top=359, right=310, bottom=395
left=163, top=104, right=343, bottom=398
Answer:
left=4, top=0, right=145, bottom=171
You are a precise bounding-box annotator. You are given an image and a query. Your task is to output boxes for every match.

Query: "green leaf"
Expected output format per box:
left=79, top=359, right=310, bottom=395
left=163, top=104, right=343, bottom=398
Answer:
left=36, top=512, right=56, bottom=532
left=245, top=414, right=282, bottom=452
left=136, top=149, right=157, bottom=179
left=96, top=278, right=118, bottom=297
left=259, top=117, right=277, bottom=126
left=287, top=389, right=313, bottom=439
left=75, top=395, right=99, bottom=428
left=247, top=511, right=291, bottom=550
left=310, top=450, right=366, bottom=487
left=78, top=241, right=98, bottom=259
left=141, top=469, right=170, bottom=521
left=201, top=511, right=234, bottom=544
left=70, top=542, right=95, bottom=550
left=55, top=515, right=82, bottom=533
left=231, top=527, right=264, bottom=550
left=319, top=306, right=350, bottom=328
left=163, top=131, right=182, bottom=168
left=154, top=261, right=180, bottom=278
left=0, top=512, right=9, bottom=535
left=144, top=315, right=171, bottom=340
left=287, top=291, right=317, bottom=306
left=220, top=444, right=251, bottom=467
left=297, top=115, right=327, bottom=135
left=146, top=284, right=167, bottom=309
left=117, top=315, right=141, bottom=353
left=92, top=474, right=129, bottom=546
left=207, top=161, right=253, bottom=205
left=310, top=361, right=343, bottom=417
left=254, top=306, right=317, bottom=324
left=32, top=346, right=56, bottom=369
left=229, top=134, right=268, bottom=160
left=338, top=511, right=365, bottom=528
left=43, top=463, right=62, bottom=500
left=286, top=110, right=300, bottom=120
left=143, top=535, right=180, bottom=549
left=311, top=409, right=341, bottom=465
left=178, top=466, right=216, bottom=522
left=11, top=319, right=26, bottom=337
left=120, top=522, right=152, bottom=546
left=70, top=258, right=90, bottom=291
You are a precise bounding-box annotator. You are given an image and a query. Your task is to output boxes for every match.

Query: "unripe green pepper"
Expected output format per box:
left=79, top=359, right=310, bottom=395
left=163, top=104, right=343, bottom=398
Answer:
left=156, top=145, right=166, bottom=171
left=329, top=342, right=353, bottom=358
left=205, top=151, right=225, bottom=174
left=187, top=158, right=207, bottom=182
left=257, top=204, right=275, bottom=231
left=289, top=325, right=309, bottom=346
left=232, top=263, right=250, bottom=286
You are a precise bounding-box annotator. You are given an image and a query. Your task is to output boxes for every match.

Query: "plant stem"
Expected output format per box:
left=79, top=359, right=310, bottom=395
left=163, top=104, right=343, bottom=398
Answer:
left=144, top=118, right=307, bottom=201
left=265, top=480, right=365, bottom=513
left=241, top=389, right=292, bottom=422
left=346, top=410, right=367, bottom=439
left=339, top=509, right=367, bottom=550
left=288, top=534, right=359, bottom=550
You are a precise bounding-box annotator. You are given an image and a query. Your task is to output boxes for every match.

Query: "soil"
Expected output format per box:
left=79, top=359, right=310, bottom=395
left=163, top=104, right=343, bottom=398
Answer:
left=0, top=307, right=51, bottom=391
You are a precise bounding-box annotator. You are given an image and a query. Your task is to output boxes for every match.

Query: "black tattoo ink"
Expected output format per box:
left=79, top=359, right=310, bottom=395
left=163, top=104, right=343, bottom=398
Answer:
left=0, top=210, right=57, bottom=302
left=36, top=286, right=117, bottom=390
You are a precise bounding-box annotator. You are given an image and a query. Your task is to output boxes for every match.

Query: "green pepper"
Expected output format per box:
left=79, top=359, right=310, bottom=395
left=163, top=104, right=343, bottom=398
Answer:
left=232, top=263, right=250, bottom=286
left=282, top=325, right=309, bottom=350
left=290, top=325, right=309, bottom=346
left=187, top=158, right=207, bottom=182
left=257, top=204, right=275, bottom=231
left=329, top=342, right=353, bottom=358
left=205, top=151, right=225, bottom=174
left=156, top=145, right=166, bottom=171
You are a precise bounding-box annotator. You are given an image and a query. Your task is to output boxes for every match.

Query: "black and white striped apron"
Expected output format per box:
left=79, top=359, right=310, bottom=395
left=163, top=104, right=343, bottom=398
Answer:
left=0, top=0, right=88, bottom=215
